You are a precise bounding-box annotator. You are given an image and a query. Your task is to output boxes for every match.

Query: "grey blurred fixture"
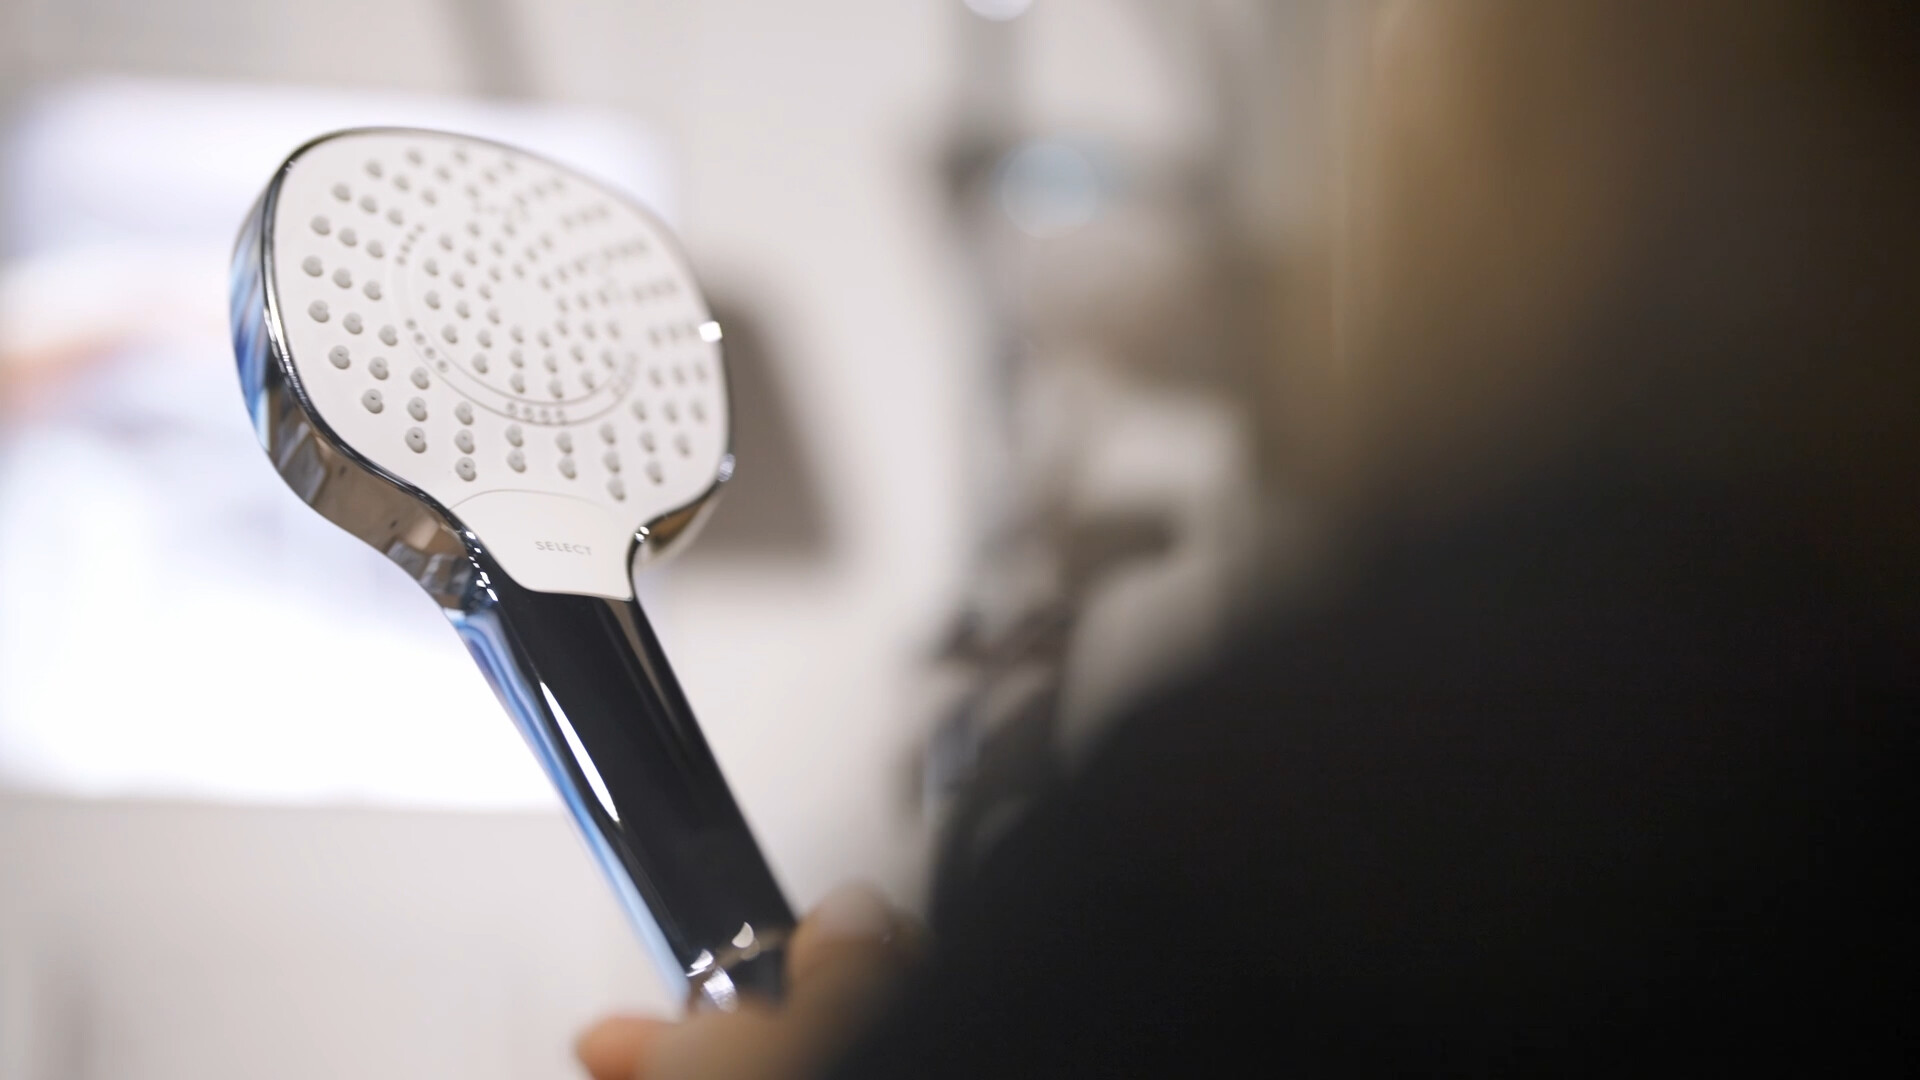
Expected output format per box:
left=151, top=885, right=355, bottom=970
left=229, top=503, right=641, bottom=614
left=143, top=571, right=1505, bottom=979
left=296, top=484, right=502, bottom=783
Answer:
left=924, top=0, right=1299, bottom=895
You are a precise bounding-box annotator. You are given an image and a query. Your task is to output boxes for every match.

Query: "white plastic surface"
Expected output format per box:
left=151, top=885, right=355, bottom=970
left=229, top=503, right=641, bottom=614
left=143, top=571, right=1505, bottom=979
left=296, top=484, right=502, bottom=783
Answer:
left=271, top=131, right=729, bottom=599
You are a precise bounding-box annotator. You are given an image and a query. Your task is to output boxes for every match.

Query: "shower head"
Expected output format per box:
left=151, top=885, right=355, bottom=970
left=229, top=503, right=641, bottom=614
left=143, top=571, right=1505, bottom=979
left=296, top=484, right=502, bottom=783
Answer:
left=238, top=129, right=730, bottom=594
left=231, top=129, right=790, bottom=1009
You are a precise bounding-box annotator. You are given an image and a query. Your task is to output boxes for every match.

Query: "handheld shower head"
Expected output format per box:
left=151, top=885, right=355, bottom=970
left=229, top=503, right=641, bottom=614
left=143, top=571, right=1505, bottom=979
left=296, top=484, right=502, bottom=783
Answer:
left=230, top=129, right=791, bottom=1008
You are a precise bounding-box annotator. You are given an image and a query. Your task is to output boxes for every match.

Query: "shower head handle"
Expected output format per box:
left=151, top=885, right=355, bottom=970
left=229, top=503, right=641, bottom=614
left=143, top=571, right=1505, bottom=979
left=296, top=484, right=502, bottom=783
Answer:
left=449, top=538, right=793, bottom=1008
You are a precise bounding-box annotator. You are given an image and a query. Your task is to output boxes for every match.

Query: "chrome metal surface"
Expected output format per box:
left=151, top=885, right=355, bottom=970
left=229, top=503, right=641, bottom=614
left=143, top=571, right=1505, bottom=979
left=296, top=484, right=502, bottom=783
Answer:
left=445, top=538, right=791, bottom=1005
left=231, top=184, right=472, bottom=606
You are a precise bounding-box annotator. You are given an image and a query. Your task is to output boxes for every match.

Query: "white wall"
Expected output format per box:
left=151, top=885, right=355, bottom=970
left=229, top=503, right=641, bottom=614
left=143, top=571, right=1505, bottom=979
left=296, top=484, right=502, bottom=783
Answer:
left=1, top=1, right=976, bottom=1070
left=0, top=794, right=662, bottom=1080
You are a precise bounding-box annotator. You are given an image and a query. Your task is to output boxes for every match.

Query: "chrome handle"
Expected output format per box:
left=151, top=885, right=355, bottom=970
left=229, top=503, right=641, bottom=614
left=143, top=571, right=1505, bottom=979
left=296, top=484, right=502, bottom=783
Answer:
left=446, top=539, right=793, bottom=1008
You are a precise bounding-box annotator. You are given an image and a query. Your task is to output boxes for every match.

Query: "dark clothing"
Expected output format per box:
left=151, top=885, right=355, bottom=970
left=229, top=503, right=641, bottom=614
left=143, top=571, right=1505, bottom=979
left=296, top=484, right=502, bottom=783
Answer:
left=840, top=467, right=1916, bottom=1074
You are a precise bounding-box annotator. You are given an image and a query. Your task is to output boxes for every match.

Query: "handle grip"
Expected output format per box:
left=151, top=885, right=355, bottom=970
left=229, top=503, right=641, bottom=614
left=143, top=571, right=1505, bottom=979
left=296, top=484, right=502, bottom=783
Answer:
left=446, top=542, right=793, bottom=1009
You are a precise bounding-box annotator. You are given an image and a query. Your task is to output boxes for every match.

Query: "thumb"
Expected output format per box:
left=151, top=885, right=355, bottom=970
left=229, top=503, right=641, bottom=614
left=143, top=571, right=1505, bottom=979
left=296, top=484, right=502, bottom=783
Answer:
left=575, top=1015, right=671, bottom=1080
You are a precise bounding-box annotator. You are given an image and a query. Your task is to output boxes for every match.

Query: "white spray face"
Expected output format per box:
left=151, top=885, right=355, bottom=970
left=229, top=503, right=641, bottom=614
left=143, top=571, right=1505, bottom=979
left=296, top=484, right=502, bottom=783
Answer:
left=267, top=131, right=729, bottom=600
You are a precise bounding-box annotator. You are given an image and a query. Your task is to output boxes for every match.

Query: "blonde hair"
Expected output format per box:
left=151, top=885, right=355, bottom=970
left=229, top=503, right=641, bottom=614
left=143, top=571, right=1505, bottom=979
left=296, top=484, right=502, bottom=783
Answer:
left=1327, top=1, right=1918, bottom=553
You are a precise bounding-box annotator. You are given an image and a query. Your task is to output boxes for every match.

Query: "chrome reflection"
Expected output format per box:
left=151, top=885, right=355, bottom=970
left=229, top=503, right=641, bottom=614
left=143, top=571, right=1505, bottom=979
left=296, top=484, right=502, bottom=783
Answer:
left=541, top=682, right=621, bottom=824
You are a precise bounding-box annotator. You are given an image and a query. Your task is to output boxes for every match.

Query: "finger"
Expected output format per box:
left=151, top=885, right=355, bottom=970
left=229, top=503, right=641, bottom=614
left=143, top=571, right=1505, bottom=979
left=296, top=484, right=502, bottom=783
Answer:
left=773, top=883, right=926, bottom=1068
left=576, top=1015, right=671, bottom=1080
left=603, top=887, right=928, bottom=1080
left=648, top=1005, right=800, bottom=1080
left=651, top=987, right=881, bottom=1080
left=785, top=881, right=915, bottom=991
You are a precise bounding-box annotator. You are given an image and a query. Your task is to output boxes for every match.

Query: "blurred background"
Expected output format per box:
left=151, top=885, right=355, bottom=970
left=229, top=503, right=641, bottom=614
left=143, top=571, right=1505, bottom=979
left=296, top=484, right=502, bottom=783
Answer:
left=0, top=1, right=1375, bottom=1076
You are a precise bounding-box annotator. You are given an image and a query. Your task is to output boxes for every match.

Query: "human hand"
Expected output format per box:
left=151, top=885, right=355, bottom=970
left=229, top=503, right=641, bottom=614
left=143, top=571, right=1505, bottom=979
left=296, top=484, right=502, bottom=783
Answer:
left=576, top=883, right=921, bottom=1080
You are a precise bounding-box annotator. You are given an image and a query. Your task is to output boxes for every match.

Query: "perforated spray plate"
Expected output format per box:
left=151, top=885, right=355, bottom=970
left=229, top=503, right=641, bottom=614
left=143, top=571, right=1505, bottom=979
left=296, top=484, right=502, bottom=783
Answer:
left=267, top=131, right=729, bottom=599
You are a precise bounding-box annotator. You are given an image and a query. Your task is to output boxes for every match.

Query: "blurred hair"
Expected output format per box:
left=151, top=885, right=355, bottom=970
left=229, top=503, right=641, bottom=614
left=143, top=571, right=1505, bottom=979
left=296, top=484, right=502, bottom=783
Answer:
left=1333, top=0, right=1918, bottom=571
